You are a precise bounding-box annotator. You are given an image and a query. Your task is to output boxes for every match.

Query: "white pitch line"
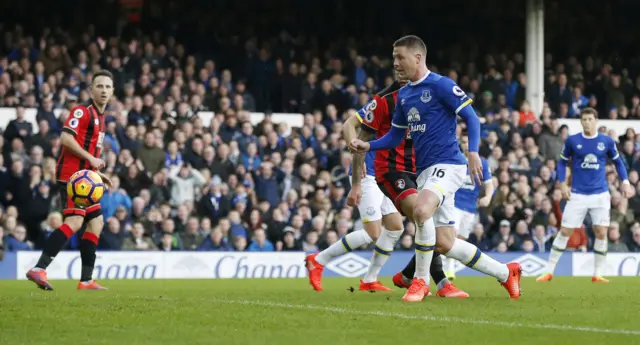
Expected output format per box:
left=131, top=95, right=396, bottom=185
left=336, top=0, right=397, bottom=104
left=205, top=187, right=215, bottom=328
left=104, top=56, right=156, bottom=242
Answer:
left=214, top=299, right=640, bottom=336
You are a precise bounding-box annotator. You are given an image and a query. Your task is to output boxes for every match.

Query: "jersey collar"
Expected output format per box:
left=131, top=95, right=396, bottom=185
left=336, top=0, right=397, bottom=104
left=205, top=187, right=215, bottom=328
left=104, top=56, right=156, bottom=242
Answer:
left=581, top=132, right=597, bottom=139
left=409, top=70, right=431, bottom=86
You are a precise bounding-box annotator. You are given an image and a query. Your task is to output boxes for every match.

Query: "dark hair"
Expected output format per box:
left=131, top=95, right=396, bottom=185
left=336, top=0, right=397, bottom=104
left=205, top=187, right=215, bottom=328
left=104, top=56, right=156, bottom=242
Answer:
left=580, top=107, right=598, bottom=118
left=393, top=35, right=427, bottom=55
left=92, top=70, right=114, bottom=84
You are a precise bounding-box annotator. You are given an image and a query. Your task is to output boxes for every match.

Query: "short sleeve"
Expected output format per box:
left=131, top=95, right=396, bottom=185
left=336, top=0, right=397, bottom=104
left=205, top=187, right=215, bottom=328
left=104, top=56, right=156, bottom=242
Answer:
left=356, top=95, right=387, bottom=133
left=481, top=158, right=492, bottom=182
left=559, top=137, right=573, bottom=161
left=436, top=77, right=473, bottom=115
left=63, top=107, right=88, bottom=137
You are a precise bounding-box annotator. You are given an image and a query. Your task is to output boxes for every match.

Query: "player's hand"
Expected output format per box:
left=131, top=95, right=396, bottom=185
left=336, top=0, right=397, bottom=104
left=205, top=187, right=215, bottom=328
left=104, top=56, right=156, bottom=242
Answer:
left=478, top=196, right=491, bottom=207
left=621, top=181, right=634, bottom=198
left=347, top=184, right=362, bottom=207
left=97, top=172, right=113, bottom=189
left=348, top=139, right=370, bottom=153
left=467, top=152, right=483, bottom=185
left=89, top=157, right=106, bottom=170
left=560, top=182, right=571, bottom=200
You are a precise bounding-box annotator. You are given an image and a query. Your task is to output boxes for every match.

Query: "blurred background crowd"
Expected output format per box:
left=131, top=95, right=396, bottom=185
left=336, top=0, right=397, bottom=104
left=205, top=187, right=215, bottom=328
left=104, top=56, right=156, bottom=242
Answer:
left=1, top=0, right=640, bottom=258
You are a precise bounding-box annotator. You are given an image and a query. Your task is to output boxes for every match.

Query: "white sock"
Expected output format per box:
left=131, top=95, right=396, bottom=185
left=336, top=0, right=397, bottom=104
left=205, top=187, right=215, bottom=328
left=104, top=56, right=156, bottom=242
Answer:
left=593, top=238, right=608, bottom=277
left=445, top=239, right=509, bottom=282
left=363, top=229, right=403, bottom=283
left=446, top=256, right=456, bottom=273
left=546, top=233, right=569, bottom=274
left=316, top=229, right=373, bottom=265
left=414, top=220, right=436, bottom=281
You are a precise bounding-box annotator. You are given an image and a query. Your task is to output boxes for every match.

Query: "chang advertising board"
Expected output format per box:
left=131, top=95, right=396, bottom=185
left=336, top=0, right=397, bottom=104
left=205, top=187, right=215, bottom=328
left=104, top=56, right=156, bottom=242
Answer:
left=14, top=252, right=307, bottom=280
left=572, top=253, right=640, bottom=276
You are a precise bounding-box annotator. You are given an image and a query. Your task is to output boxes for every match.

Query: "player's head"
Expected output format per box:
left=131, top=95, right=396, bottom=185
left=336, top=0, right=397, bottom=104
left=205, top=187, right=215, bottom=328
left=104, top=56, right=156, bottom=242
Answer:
left=90, top=70, right=114, bottom=106
left=579, top=107, right=598, bottom=135
left=392, top=35, right=427, bottom=82
left=460, top=132, right=469, bottom=154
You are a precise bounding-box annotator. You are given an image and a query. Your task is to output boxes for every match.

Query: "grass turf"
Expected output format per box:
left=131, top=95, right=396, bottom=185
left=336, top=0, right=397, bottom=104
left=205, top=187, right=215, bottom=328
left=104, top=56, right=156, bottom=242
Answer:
left=1, top=277, right=639, bottom=345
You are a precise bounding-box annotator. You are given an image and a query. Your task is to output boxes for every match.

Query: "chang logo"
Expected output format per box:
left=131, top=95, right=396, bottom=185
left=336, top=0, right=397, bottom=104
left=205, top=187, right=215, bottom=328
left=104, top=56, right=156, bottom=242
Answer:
left=580, top=153, right=600, bottom=170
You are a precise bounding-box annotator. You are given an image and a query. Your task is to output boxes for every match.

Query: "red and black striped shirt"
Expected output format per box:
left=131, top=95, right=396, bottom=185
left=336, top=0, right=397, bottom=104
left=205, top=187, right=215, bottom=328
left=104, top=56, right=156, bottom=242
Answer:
left=356, top=82, right=416, bottom=181
left=56, top=103, right=105, bottom=182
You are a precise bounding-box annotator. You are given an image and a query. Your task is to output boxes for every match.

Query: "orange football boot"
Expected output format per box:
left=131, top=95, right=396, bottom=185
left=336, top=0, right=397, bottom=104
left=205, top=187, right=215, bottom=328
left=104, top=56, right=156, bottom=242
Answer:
left=536, top=273, right=553, bottom=282
left=392, top=272, right=411, bottom=289
left=436, top=282, right=469, bottom=298
left=360, top=280, right=393, bottom=292
left=402, top=278, right=429, bottom=302
left=592, top=276, right=610, bottom=283
left=77, top=280, right=108, bottom=290
left=26, top=268, right=54, bottom=291
left=500, top=263, right=522, bottom=299
left=305, top=253, right=324, bottom=291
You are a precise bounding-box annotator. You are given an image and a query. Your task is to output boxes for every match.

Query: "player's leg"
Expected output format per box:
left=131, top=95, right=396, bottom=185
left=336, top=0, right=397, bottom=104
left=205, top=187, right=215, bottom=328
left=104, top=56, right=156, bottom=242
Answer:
left=360, top=206, right=403, bottom=291
left=537, top=194, right=587, bottom=282
left=428, top=165, right=521, bottom=299
left=77, top=206, right=107, bottom=290
left=27, top=184, right=86, bottom=290
left=385, top=173, right=468, bottom=298
left=305, top=176, right=382, bottom=291
left=590, top=192, right=611, bottom=283
left=401, top=165, right=459, bottom=302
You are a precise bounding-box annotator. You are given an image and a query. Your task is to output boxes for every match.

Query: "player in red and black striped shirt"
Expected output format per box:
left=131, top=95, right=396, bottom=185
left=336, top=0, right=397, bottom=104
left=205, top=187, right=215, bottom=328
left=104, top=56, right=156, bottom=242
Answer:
left=351, top=81, right=468, bottom=297
left=27, top=70, right=114, bottom=291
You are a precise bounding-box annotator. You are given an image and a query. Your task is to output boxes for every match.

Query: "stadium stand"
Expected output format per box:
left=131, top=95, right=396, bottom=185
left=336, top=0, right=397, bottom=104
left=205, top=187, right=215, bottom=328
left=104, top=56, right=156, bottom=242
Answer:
left=2, top=0, right=640, bottom=260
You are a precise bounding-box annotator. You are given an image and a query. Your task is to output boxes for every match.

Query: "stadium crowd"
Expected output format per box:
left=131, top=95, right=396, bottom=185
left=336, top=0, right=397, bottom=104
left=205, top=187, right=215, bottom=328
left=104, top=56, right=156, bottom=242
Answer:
left=2, top=0, right=640, bottom=259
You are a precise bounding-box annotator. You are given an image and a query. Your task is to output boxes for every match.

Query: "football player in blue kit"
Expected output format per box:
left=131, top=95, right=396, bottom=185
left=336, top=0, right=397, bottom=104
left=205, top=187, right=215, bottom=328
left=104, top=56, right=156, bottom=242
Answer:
left=350, top=35, right=521, bottom=301
left=537, top=107, right=633, bottom=283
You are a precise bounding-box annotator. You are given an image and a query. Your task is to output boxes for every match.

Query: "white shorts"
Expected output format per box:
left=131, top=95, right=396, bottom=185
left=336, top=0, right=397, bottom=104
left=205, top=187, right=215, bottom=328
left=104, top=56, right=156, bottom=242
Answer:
left=455, top=208, right=477, bottom=239
left=416, top=164, right=467, bottom=228
left=350, top=175, right=398, bottom=223
left=561, top=192, right=611, bottom=228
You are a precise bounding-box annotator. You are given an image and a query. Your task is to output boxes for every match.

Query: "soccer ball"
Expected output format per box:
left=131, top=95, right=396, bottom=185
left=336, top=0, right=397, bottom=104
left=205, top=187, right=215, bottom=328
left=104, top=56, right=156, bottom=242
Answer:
left=67, top=170, right=105, bottom=207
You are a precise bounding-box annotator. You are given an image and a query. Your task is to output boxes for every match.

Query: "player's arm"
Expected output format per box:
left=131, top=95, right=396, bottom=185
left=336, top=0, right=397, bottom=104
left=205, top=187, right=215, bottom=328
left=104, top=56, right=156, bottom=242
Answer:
left=366, top=103, right=405, bottom=151
left=607, top=138, right=632, bottom=197
left=60, top=131, right=96, bottom=163
left=556, top=137, right=573, bottom=199
left=478, top=159, right=494, bottom=207
left=344, top=114, right=370, bottom=186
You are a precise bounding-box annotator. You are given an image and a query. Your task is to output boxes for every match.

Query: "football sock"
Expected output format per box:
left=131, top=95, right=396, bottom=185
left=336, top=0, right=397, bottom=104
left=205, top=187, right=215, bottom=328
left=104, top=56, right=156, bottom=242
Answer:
left=80, top=232, right=99, bottom=282
left=401, top=254, right=416, bottom=281
left=316, top=229, right=373, bottom=266
left=546, top=232, right=569, bottom=274
left=445, top=239, right=509, bottom=282
left=363, top=229, right=403, bottom=283
left=35, top=224, right=75, bottom=270
left=593, top=237, right=608, bottom=277
left=430, top=251, right=448, bottom=286
left=414, top=220, right=436, bottom=281
left=446, top=255, right=457, bottom=273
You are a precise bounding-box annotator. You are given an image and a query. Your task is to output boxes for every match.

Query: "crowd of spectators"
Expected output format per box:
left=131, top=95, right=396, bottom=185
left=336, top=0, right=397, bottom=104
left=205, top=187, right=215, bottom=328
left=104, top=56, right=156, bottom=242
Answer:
left=2, top=1, right=640, bottom=259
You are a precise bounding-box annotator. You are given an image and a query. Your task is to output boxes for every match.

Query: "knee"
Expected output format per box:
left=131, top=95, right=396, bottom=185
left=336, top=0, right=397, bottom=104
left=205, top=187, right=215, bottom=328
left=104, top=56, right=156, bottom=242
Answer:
left=560, top=227, right=574, bottom=237
left=413, top=204, right=429, bottom=222
left=436, top=238, right=453, bottom=253
left=594, top=226, right=607, bottom=239
left=66, top=217, right=84, bottom=232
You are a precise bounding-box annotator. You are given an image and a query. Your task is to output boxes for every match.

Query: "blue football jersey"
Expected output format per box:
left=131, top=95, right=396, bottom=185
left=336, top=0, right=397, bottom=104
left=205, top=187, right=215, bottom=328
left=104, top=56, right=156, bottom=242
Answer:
left=391, top=72, right=472, bottom=173
left=560, top=133, right=619, bottom=195
left=455, top=157, right=492, bottom=213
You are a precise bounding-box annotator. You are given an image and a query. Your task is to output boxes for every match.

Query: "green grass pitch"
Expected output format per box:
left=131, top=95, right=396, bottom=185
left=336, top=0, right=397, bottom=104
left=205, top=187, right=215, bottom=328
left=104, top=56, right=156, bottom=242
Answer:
left=1, top=277, right=639, bottom=345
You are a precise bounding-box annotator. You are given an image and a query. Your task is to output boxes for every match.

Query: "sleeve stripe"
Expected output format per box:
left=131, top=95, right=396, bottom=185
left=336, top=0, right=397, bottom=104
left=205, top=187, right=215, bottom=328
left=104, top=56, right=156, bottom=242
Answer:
left=612, top=153, right=620, bottom=160
left=392, top=122, right=408, bottom=129
left=62, top=127, right=77, bottom=136
left=355, top=112, right=364, bottom=123
left=455, top=99, right=473, bottom=115
left=559, top=154, right=569, bottom=161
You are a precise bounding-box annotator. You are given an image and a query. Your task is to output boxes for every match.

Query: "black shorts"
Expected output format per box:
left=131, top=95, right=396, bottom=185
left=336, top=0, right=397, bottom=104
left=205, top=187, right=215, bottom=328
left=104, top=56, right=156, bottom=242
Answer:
left=58, top=182, right=102, bottom=221
left=376, top=171, right=418, bottom=212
